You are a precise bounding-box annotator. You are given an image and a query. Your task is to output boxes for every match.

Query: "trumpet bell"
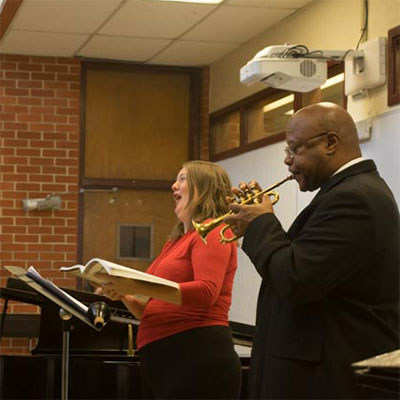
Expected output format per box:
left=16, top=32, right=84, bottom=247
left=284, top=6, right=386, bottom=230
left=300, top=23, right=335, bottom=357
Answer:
left=193, top=175, right=293, bottom=245
left=192, top=214, right=228, bottom=245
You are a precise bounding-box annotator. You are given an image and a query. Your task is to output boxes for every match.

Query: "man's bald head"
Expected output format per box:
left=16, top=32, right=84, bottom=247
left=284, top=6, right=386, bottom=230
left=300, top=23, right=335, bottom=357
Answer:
left=288, top=102, right=361, bottom=156
left=284, top=102, right=362, bottom=191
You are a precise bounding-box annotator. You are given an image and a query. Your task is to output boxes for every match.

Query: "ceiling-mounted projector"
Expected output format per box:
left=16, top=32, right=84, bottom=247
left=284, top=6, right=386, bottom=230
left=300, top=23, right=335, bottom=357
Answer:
left=240, top=44, right=337, bottom=92
left=240, top=40, right=386, bottom=95
left=241, top=56, right=327, bottom=93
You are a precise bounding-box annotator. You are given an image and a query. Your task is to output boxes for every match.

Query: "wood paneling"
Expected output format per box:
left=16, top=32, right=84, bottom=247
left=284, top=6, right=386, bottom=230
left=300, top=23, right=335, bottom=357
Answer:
left=84, top=68, right=190, bottom=180
left=82, top=189, right=177, bottom=272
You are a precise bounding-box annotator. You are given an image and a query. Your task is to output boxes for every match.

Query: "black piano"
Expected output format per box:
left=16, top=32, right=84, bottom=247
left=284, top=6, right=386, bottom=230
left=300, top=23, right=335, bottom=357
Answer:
left=352, top=349, right=400, bottom=399
left=0, top=278, right=252, bottom=399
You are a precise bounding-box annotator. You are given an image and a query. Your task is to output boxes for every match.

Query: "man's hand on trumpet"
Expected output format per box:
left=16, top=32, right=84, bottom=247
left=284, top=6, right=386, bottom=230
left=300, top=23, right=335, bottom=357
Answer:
left=224, top=180, right=275, bottom=238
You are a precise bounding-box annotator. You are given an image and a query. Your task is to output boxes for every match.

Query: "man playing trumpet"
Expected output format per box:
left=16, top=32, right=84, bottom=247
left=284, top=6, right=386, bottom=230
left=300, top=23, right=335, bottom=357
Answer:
left=224, top=102, right=400, bottom=399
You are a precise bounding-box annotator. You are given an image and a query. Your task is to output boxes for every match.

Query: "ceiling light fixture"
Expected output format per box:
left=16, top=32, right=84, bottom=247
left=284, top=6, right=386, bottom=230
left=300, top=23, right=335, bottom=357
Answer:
left=153, top=0, right=224, bottom=4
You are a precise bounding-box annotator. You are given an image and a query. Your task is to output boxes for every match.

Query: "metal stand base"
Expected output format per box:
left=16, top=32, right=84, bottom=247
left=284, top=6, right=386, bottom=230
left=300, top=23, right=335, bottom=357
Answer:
left=59, top=308, right=72, bottom=400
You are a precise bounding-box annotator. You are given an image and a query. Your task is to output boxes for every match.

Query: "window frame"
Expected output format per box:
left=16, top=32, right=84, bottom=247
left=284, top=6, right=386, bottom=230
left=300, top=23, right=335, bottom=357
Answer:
left=209, top=63, right=345, bottom=162
left=388, top=25, right=400, bottom=107
left=117, top=223, right=154, bottom=261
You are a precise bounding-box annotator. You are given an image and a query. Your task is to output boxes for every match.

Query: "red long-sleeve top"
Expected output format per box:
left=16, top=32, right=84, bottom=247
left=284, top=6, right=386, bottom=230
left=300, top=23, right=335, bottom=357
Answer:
left=136, top=224, right=237, bottom=350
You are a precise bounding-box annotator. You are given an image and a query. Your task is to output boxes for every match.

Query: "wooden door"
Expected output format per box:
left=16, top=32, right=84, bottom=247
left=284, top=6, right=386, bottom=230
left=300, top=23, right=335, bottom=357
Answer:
left=80, top=62, right=200, bottom=273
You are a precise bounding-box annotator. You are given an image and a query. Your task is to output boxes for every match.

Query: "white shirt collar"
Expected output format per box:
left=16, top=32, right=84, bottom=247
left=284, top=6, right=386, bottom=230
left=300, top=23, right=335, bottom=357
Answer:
left=332, top=157, right=364, bottom=177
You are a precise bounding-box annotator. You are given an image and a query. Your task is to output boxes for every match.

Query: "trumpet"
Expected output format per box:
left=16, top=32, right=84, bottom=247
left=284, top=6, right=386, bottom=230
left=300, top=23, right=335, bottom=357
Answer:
left=192, top=175, right=294, bottom=244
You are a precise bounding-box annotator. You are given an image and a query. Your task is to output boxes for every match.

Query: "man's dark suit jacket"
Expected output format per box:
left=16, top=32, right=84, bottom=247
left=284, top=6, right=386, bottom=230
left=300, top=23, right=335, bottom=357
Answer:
left=242, top=160, right=400, bottom=399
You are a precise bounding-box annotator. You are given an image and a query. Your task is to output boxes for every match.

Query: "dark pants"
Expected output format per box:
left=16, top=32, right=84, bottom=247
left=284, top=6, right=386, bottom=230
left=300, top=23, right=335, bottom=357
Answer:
left=139, top=326, right=242, bottom=399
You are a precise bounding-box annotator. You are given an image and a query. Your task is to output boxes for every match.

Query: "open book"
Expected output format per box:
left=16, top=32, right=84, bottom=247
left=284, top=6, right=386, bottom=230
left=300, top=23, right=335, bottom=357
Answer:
left=60, top=258, right=179, bottom=290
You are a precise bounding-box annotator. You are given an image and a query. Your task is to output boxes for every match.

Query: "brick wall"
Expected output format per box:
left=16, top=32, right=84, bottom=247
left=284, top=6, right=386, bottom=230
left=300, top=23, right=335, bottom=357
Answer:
left=0, top=54, right=81, bottom=355
left=0, top=55, right=210, bottom=356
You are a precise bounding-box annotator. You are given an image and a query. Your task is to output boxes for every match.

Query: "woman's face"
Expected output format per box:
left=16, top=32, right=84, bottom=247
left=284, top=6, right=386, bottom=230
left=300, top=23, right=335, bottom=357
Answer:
left=171, top=167, right=192, bottom=231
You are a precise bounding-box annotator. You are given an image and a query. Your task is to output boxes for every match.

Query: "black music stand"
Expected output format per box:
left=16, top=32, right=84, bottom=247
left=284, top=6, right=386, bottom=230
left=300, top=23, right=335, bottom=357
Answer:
left=4, top=265, right=138, bottom=400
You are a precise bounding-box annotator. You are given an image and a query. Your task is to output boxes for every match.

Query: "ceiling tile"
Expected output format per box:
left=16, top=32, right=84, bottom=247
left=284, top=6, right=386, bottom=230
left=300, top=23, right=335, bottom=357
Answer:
left=11, top=0, right=123, bottom=34
left=99, top=0, right=217, bottom=38
left=149, top=40, right=238, bottom=66
left=0, top=30, right=89, bottom=57
left=183, top=5, right=295, bottom=43
left=78, top=35, right=172, bottom=62
left=223, top=0, right=314, bottom=8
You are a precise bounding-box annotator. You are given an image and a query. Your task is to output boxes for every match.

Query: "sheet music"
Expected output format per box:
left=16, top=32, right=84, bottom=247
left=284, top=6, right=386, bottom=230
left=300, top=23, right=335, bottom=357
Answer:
left=5, top=265, right=98, bottom=330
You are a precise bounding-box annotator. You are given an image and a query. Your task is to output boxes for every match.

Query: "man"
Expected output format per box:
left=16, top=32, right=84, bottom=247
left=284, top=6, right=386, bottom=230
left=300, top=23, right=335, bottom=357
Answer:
left=225, top=102, right=400, bottom=399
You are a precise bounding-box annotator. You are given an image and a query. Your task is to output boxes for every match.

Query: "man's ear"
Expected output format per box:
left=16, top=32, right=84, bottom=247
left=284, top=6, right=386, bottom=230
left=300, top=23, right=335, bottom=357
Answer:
left=325, top=132, right=339, bottom=155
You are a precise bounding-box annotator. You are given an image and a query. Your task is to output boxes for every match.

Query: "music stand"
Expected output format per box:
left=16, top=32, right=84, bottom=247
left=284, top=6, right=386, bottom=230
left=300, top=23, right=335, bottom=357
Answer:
left=4, top=265, right=138, bottom=400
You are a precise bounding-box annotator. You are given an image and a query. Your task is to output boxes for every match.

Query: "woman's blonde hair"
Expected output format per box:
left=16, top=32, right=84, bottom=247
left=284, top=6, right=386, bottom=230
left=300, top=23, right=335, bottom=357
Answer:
left=170, top=160, right=232, bottom=240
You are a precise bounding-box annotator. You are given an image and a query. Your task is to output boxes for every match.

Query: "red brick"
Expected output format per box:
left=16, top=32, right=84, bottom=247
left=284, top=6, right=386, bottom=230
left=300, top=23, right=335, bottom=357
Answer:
left=3, top=157, right=29, bottom=166
left=15, top=183, right=41, bottom=191
left=3, top=105, right=29, bottom=113
left=17, top=114, right=42, bottom=123
left=43, top=114, right=68, bottom=123
left=19, top=63, right=43, bottom=72
left=42, top=149, right=67, bottom=157
left=0, top=113, right=16, bottom=121
left=31, top=72, right=56, bottom=81
left=4, top=122, right=28, bottom=130
left=1, top=243, right=26, bottom=251
left=3, top=139, right=28, bottom=147
left=14, top=252, right=39, bottom=260
left=0, top=96, right=17, bottom=105
left=44, top=64, right=68, bottom=73
left=0, top=130, right=16, bottom=139
left=29, top=123, right=54, bottom=132
left=0, top=79, right=16, bottom=88
left=30, top=157, right=54, bottom=166
left=69, top=83, right=80, bottom=90
left=16, top=148, right=41, bottom=157
left=2, top=55, right=30, bottom=63
left=16, top=131, right=41, bottom=139
left=18, top=97, right=42, bottom=106
left=0, top=62, right=17, bottom=71
left=55, top=90, right=79, bottom=99
left=16, top=165, right=41, bottom=173
left=14, top=235, right=39, bottom=243
left=5, top=88, right=29, bottom=96
left=42, top=166, right=67, bottom=174
left=30, top=106, right=55, bottom=114
left=29, top=174, right=54, bottom=182
left=56, top=57, right=80, bottom=65
left=54, top=227, right=77, bottom=235
left=31, top=89, right=55, bottom=97
left=30, top=140, right=54, bottom=148
left=44, top=81, right=68, bottom=90
left=41, top=235, right=66, bottom=242
left=27, top=227, right=52, bottom=235
left=31, top=56, right=56, bottom=64
left=44, top=98, right=68, bottom=107
left=2, top=191, right=26, bottom=199
left=2, top=225, right=26, bottom=233
left=5, top=71, right=30, bottom=79
left=18, top=80, right=42, bottom=89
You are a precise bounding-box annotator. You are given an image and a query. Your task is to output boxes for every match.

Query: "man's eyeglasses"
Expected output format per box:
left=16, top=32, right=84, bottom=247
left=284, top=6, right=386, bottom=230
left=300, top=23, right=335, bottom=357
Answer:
left=284, top=132, right=329, bottom=159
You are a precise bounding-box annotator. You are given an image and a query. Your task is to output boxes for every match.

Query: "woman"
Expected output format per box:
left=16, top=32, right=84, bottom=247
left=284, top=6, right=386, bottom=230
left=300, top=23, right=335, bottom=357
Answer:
left=102, top=160, right=241, bottom=399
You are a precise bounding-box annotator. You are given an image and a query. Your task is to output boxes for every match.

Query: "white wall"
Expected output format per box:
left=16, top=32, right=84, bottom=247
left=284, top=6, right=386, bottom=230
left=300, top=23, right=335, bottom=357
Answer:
left=212, top=0, right=400, bottom=325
